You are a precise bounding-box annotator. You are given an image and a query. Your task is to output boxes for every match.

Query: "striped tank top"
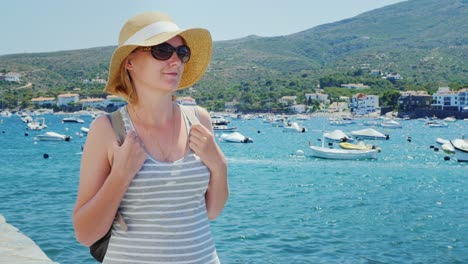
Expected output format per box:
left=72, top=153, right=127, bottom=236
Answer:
left=103, top=106, right=220, bottom=264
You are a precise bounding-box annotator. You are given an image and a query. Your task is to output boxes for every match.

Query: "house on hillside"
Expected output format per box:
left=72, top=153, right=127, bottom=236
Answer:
left=350, top=93, right=379, bottom=115
left=57, top=93, right=79, bottom=106
left=2, top=72, right=21, bottom=82
left=103, top=95, right=126, bottom=108
left=279, top=96, right=297, bottom=105
left=290, top=104, right=306, bottom=113
left=31, top=97, right=56, bottom=107
left=398, top=91, right=432, bottom=112
left=305, top=93, right=329, bottom=104
left=384, top=73, right=403, bottom=81
left=341, top=83, right=369, bottom=89
left=431, top=87, right=461, bottom=111
left=80, top=98, right=104, bottom=108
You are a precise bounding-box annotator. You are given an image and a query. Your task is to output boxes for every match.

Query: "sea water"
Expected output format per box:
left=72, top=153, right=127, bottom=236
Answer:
left=0, top=114, right=466, bottom=263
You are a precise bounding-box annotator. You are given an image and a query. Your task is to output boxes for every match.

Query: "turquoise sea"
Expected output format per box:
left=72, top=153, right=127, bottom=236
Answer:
left=0, top=113, right=467, bottom=263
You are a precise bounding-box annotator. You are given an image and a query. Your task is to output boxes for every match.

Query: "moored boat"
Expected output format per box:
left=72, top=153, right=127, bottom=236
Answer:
left=36, top=132, right=72, bottom=141
left=309, top=145, right=378, bottom=160
left=350, top=128, right=389, bottom=140
left=62, top=116, right=84, bottom=123
left=450, top=139, right=468, bottom=162
left=213, top=125, right=237, bottom=132
left=220, top=132, right=253, bottom=143
left=324, top=130, right=353, bottom=142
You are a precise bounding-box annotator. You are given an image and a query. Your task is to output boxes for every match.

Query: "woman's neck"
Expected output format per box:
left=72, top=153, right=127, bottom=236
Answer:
left=129, top=96, right=175, bottom=127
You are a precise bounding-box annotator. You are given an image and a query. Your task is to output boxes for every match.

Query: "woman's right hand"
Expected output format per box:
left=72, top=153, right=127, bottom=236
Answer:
left=110, top=131, right=147, bottom=185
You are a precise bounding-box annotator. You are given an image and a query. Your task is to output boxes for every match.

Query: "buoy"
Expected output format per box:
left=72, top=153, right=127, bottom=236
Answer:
left=434, top=147, right=439, bottom=152
left=43, top=153, right=49, bottom=159
left=430, top=145, right=434, bottom=149
left=385, top=134, right=390, bottom=140
left=444, top=156, right=450, bottom=161
left=24, top=132, right=29, bottom=136
left=257, top=130, right=261, bottom=133
left=2, top=130, right=5, bottom=133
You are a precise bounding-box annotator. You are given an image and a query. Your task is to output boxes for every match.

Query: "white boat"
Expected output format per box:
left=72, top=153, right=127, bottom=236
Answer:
left=309, top=145, right=378, bottom=160
left=380, top=120, right=402, bottom=128
left=324, top=130, right=353, bottom=142
left=220, top=132, right=253, bottom=143
left=350, top=128, right=389, bottom=140
left=213, top=125, right=237, bottom=132
left=443, top=117, right=456, bottom=122
left=283, top=122, right=307, bottom=133
left=80, top=126, right=89, bottom=134
left=26, top=117, right=47, bottom=131
left=425, top=121, right=449, bottom=127
left=450, top=139, right=468, bottom=162
left=36, top=132, right=72, bottom=141
left=436, top=137, right=450, bottom=145
left=339, top=141, right=380, bottom=152
left=62, top=116, right=84, bottom=123
left=441, top=143, right=455, bottom=154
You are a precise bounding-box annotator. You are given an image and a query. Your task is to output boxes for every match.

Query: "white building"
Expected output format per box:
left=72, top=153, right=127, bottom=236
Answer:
left=31, top=97, right=56, bottom=106
left=4, top=72, right=21, bottom=82
left=458, top=88, right=468, bottom=112
left=103, top=95, right=127, bottom=108
left=80, top=98, right=104, bottom=108
left=57, top=93, right=79, bottom=106
left=305, top=93, right=329, bottom=104
left=340, top=83, right=369, bottom=89
left=290, top=104, right=306, bottom=113
left=350, top=93, right=379, bottom=114
left=431, top=87, right=463, bottom=111
left=279, top=96, right=297, bottom=105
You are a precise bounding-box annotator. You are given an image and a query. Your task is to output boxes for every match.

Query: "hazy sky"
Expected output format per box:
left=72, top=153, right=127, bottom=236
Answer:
left=0, top=0, right=405, bottom=55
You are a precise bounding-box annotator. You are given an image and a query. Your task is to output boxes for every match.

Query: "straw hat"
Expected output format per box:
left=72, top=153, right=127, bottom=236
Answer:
left=104, top=11, right=212, bottom=97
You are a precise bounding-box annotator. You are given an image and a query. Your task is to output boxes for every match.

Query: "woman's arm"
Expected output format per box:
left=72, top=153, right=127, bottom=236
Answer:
left=72, top=115, right=146, bottom=246
left=188, top=106, right=229, bottom=220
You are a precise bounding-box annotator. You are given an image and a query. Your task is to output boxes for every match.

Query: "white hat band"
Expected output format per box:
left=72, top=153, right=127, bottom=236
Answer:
left=123, top=21, right=181, bottom=46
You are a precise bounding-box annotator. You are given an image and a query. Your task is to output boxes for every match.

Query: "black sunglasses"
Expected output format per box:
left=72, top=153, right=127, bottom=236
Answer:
left=142, top=43, right=191, bottom=63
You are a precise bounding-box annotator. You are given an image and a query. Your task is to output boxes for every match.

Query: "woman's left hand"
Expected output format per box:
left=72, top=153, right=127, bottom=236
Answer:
left=188, top=123, right=226, bottom=173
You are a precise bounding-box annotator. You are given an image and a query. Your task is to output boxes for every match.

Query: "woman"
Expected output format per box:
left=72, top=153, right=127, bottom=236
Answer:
left=73, top=12, right=228, bottom=263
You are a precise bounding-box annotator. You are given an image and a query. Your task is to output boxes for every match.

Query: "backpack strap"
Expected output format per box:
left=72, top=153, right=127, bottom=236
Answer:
left=109, top=110, right=126, bottom=144
left=179, top=104, right=200, bottom=126
left=106, top=109, right=128, bottom=232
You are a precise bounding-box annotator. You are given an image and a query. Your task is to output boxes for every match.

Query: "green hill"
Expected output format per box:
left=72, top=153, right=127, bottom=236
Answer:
left=0, top=0, right=466, bottom=111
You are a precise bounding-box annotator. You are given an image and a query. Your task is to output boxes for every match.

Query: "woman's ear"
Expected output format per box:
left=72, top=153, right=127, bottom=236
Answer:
left=125, top=51, right=138, bottom=71
left=125, top=57, right=134, bottom=71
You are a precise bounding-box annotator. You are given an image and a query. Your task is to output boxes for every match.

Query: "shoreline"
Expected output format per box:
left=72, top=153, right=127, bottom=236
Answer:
left=0, top=214, right=57, bottom=263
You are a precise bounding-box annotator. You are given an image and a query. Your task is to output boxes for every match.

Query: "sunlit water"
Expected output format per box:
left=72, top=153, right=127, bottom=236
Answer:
left=0, top=114, right=466, bottom=263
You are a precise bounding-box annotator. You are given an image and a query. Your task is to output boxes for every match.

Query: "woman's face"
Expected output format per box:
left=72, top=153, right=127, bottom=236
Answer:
left=127, top=36, right=185, bottom=94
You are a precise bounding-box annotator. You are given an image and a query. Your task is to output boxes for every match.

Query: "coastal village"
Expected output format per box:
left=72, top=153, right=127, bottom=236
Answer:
left=1, top=71, right=468, bottom=120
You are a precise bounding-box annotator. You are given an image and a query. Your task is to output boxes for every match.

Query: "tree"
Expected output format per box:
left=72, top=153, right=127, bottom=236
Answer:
left=380, top=90, right=401, bottom=110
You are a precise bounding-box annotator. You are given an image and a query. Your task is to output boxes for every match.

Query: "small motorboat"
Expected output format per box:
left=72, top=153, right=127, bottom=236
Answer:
left=309, top=145, right=378, bottom=160
left=80, top=126, right=89, bottom=134
left=62, top=116, right=84, bottom=123
left=450, top=139, right=468, bottom=162
left=213, top=125, right=237, bottom=132
left=220, top=132, right=253, bottom=143
left=324, top=130, right=353, bottom=142
left=350, top=128, right=389, bottom=140
left=380, top=120, right=402, bottom=128
left=36, top=132, right=72, bottom=141
left=283, top=122, right=307, bottom=133
left=339, top=141, right=380, bottom=152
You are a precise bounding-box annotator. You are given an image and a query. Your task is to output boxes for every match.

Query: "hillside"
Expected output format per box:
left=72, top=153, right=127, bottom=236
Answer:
left=0, top=0, right=466, bottom=111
